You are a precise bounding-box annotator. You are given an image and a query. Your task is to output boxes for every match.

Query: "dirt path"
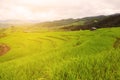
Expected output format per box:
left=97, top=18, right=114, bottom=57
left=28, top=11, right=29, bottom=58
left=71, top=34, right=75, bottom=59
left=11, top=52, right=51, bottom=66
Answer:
left=113, top=38, right=120, bottom=49
left=0, top=43, right=10, bottom=56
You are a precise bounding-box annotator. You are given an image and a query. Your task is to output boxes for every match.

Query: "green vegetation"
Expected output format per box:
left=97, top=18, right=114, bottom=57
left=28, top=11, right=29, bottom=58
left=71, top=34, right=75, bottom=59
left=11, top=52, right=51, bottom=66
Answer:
left=0, top=27, right=120, bottom=80
left=61, top=14, right=120, bottom=30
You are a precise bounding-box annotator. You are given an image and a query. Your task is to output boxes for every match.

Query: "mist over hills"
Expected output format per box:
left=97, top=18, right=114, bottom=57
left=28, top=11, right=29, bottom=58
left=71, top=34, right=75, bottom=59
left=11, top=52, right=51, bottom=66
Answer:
left=0, top=20, right=40, bottom=28
left=0, top=13, right=120, bottom=30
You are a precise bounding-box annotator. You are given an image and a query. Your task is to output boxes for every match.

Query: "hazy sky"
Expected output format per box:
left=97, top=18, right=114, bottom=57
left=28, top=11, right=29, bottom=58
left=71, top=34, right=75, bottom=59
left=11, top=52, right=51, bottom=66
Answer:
left=0, top=0, right=120, bottom=21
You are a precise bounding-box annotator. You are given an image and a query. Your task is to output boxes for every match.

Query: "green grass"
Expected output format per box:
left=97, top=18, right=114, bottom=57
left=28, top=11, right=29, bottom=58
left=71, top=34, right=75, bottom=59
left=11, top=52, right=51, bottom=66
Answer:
left=0, top=27, right=120, bottom=80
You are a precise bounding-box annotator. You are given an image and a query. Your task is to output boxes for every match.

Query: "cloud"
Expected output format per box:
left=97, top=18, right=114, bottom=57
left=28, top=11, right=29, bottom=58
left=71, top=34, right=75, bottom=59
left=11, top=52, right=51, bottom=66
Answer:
left=0, top=0, right=120, bottom=21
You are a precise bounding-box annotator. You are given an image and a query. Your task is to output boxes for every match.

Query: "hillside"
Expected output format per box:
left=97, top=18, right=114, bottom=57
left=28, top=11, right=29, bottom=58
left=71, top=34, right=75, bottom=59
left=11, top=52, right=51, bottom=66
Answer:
left=34, top=15, right=107, bottom=29
left=61, top=13, right=120, bottom=30
left=1, top=14, right=119, bottom=31
left=91, top=13, right=120, bottom=28
left=35, top=18, right=80, bottom=28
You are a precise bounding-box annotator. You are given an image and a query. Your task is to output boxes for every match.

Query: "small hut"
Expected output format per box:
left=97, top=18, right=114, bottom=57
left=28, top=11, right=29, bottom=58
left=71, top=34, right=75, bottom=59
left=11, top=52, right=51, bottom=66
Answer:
left=90, top=27, right=97, bottom=31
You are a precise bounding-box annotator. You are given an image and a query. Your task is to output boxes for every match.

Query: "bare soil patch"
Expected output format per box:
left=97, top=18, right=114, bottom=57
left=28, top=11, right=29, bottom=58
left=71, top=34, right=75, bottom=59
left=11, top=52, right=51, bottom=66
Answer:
left=0, top=43, right=10, bottom=56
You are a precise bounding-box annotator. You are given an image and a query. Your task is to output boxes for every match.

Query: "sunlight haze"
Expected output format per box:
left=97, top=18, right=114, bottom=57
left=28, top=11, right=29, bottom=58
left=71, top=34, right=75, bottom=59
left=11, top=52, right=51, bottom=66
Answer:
left=0, top=0, right=120, bottom=21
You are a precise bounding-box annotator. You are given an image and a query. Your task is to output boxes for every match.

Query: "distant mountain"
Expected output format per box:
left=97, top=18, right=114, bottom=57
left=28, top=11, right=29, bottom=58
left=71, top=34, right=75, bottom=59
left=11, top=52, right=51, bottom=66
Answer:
left=0, top=20, right=39, bottom=28
left=62, top=13, right=120, bottom=30
left=0, top=23, right=12, bottom=28
left=34, top=15, right=109, bottom=30
left=35, top=18, right=80, bottom=28
left=0, top=20, right=40, bottom=24
left=91, top=13, right=120, bottom=28
left=0, top=13, right=120, bottom=31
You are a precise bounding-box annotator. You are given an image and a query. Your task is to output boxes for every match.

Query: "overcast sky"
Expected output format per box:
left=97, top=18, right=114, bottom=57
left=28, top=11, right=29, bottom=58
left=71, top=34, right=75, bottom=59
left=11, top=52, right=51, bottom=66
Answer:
left=0, top=0, right=120, bottom=21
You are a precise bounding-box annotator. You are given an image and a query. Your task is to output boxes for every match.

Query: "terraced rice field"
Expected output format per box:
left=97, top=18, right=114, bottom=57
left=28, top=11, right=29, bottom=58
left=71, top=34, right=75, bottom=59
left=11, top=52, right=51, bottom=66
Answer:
left=0, top=27, right=120, bottom=80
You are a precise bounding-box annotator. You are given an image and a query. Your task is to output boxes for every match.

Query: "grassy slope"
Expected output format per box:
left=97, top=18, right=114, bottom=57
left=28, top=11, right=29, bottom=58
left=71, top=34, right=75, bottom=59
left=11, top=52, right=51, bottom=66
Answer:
left=0, top=27, right=120, bottom=80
